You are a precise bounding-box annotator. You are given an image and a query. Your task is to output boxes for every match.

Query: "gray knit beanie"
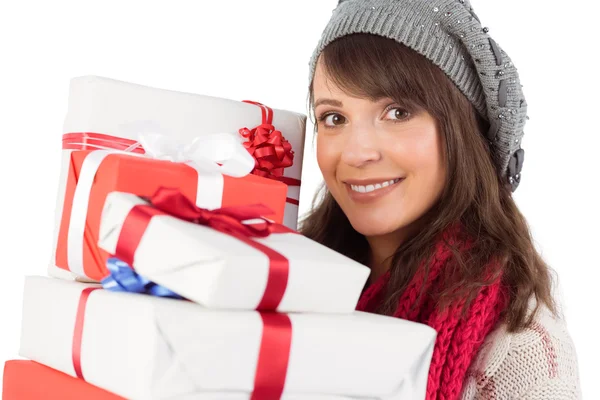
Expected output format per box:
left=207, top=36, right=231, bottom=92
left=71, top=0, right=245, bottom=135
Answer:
left=309, top=0, right=527, bottom=192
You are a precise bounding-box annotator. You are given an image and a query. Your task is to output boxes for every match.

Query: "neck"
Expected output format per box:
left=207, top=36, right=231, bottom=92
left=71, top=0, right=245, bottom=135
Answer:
left=365, top=216, right=428, bottom=284
left=366, top=229, right=408, bottom=285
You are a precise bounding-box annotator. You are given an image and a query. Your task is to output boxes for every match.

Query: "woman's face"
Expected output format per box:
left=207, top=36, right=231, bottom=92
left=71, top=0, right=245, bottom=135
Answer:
left=313, top=60, right=447, bottom=238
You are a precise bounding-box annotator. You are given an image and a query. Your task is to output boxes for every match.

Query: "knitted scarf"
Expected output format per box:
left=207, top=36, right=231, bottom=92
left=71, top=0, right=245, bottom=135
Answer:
left=356, top=225, right=508, bottom=400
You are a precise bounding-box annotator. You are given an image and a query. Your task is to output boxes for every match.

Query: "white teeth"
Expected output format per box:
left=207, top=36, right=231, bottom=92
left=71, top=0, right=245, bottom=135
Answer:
left=349, top=178, right=401, bottom=193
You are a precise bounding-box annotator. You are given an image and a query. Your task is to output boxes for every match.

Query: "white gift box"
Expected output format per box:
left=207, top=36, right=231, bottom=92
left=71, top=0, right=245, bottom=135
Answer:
left=50, top=76, right=307, bottom=281
left=20, top=276, right=436, bottom=400
left=97, top=191, right=369, bottom=313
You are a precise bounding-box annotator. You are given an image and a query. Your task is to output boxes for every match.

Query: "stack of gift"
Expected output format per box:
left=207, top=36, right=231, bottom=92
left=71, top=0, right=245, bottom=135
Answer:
left=3, top=76, right=437, bottom=400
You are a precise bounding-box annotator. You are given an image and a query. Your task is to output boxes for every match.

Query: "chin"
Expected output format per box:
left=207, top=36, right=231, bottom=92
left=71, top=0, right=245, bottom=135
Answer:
left=347, top=215, right=408, bottom=238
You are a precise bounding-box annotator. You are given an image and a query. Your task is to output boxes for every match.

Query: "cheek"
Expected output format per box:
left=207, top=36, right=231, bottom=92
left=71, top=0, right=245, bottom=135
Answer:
left=423, top=129, right=445, bottom=184
left=414, top=135, right=445, bottom=199
left=391, top=126, right=444, bottom=178
left=386, top=129, right=445, bottom=207
left=316, top=135, right=339, bottom=179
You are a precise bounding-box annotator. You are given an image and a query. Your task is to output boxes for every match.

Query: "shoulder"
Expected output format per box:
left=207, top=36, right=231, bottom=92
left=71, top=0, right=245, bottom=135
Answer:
left=460, top=304, right=582, bottom=400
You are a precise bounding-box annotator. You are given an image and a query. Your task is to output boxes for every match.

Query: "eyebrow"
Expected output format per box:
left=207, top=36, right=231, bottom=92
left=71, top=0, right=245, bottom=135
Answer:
left=313, top=98, right=343, bottom=108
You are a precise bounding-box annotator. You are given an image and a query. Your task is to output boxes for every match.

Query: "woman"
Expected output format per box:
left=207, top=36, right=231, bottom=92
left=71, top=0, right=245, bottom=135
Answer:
left=301, top=1, right=581, bottom=399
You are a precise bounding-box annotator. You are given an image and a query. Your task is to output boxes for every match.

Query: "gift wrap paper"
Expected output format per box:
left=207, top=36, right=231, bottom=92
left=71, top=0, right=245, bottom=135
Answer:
left=2, top=360, right=369, bottom=400
left=50, top=75, right=306, bottom=280
left=52, top=151, right=287, bottom=282
left=20, top=276, right=436, bottom=400
left=62, top=75, right=306, bottom=228
left=98, top=192, right=369, bottom=313
left=2, top=360, right=124, bottom=400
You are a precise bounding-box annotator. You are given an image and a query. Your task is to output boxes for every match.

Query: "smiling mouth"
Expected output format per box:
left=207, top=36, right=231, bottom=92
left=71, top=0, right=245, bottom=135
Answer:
left=348, top=178, right=403, bottom=193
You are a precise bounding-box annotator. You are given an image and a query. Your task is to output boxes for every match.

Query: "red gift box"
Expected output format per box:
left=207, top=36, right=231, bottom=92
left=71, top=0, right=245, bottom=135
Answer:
left=2, top=360, right=123, bottom=400
left=55, top=149, right=288, bottom=281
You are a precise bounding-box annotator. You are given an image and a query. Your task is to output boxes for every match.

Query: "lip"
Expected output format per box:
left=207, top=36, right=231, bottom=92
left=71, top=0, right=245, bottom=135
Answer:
left=344, top=177, right=405, bottom=204
left=343, top=177, right=403, bottom=185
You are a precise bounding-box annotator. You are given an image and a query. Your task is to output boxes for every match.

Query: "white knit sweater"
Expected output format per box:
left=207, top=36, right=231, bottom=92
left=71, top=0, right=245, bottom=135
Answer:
left=460, top=305, right=581, bottom=399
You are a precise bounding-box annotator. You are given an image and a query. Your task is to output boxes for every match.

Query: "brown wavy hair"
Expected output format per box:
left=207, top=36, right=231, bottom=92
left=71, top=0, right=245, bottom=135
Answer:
left=301, top=34, right=556, bottom=332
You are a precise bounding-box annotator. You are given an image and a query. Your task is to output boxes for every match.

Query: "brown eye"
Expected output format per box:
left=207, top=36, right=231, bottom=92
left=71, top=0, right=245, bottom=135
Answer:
left=396, top=109, right=409, bottom=119
left=385, top=107, right=410, bottom=121
left=323, top=113, right=346, bottom=127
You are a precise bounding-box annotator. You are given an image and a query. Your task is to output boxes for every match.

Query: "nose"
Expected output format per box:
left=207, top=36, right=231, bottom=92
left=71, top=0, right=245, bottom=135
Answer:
left=340, top=124, right=382, bottom=168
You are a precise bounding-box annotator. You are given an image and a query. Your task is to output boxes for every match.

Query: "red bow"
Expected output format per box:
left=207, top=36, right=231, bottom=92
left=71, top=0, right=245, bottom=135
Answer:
left=149, top=187, right=277, bottom=238
left=240, top=123, right=295, bottom=181
left=116, top=187, right=294, bottom=310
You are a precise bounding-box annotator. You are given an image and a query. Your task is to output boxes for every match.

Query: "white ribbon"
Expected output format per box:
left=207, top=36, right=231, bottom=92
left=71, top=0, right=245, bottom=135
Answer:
left=136, top=130, right=255, bottom=178
left=67, top=150, right=114, bottom=278
left=66, top=121, right=255, bottom=280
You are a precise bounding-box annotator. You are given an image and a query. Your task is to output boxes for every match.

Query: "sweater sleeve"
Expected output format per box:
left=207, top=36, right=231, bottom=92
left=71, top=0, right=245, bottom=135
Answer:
left=461, top=307, right=582, bottom=400
left=520, top=378, right=582, bottom=400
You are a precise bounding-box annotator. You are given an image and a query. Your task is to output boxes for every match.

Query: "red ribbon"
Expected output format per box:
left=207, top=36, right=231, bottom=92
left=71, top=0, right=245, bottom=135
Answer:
left=72, top=287, right=101, bottom=380
left=251, top=313, right=292, bottom=400
left=70, top=287, right=292, bottom=399
left=62, top=132, right=298, bottom=212
left=115, top=187, right=294, bottom=310
left=240, top=101, right=301, bottom=191
left=62, top=132, right=146, bottom=153
left=65, top=105, right=303, bottom=208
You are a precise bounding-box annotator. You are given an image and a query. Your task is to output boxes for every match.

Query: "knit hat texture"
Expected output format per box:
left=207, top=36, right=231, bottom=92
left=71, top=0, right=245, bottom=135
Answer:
left=309, top=0, right=527, bottom=191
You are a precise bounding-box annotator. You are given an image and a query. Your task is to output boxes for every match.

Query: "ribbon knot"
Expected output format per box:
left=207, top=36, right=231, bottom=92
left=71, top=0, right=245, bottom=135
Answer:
left=240, top=123, right=294, bottom=180
left=115, top=120, right=257, bottom=178
left=112, top=187, right=295, bottom=310
left=138, top=131, right=256, bottom=178
left=102, top=258, right=184, bottom=299
left=149, top=187, right=277, bottom=238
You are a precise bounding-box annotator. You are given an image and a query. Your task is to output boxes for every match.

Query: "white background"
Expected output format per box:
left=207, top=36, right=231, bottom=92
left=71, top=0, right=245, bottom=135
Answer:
left=0, top=0, right=598, bottom=397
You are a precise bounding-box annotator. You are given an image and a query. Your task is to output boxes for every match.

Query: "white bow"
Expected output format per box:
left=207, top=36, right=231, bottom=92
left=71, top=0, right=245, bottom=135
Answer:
left=119, top=121, right=255, bottom=178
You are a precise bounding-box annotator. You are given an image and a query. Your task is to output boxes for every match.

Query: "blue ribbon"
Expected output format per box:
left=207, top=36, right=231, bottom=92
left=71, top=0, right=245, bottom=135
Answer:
left=101, top=258, right=184, bottom=299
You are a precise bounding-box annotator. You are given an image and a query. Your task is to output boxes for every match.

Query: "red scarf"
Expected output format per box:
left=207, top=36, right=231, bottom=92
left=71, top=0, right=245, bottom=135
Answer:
left=356, top=225, right=508, bottom=400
